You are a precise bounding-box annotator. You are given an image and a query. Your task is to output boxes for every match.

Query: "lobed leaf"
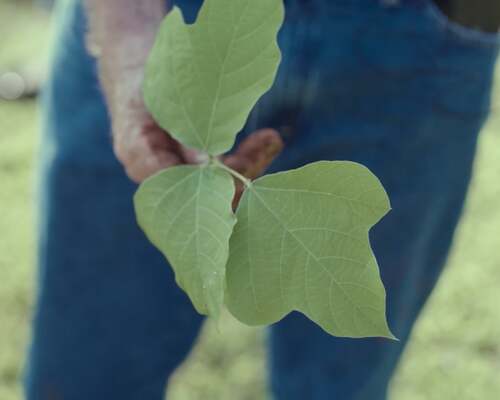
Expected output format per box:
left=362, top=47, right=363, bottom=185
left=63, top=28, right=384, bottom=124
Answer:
left=225, top=161, right=395, bottom=338
left=134, top=165, right=236, bottom=319
left=143, top=0, right=284, bottom=155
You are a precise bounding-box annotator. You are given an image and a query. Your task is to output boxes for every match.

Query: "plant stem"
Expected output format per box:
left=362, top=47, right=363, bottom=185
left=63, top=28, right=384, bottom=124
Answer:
left=212, top=157, right=251, bottom=187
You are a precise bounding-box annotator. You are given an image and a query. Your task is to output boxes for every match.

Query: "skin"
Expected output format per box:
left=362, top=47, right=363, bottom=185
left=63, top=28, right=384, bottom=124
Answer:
left=83, top=0, right=497, bottom=197
left=83, top=0, right=283, bottom=204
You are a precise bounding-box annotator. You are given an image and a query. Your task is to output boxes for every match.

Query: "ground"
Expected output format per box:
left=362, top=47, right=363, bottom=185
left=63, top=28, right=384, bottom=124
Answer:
left=0, top=1, right=499, bottom=399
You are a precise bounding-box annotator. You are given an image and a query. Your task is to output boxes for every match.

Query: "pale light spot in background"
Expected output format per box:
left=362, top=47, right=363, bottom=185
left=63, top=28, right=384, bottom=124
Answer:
left=0, top=72, right=26, bottom=101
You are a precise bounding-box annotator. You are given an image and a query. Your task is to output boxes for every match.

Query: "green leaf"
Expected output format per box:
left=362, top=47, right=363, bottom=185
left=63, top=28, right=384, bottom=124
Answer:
left=143, top=0, right=284, bottom=155
left=134, top=164, right=236, bottom=319
left=225, top=161, right=394, bottom=338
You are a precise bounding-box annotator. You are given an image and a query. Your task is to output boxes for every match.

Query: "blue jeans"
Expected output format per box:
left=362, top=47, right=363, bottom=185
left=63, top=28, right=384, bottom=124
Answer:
left=25, top=0, right=499, bottom=399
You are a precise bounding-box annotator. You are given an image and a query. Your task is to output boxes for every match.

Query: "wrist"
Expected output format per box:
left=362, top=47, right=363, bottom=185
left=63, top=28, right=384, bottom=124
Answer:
left=106, top=65, right=146, bottom=126
left=84, top=0, right=166, bottom=108
left=95, top=32, right=155, bottom=119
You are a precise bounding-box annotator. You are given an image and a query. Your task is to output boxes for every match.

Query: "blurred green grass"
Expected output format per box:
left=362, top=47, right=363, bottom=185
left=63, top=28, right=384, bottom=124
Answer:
left=1, top=2, right=499, bottom=399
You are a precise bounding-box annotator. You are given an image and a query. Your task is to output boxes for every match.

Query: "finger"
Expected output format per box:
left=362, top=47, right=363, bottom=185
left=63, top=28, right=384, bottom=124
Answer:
left=116, top=132, right=183, bottom=183
left=125, top=148, right=182, bottom=183
left=143, top=127, right=172, bottom=150
left=225, top=129, right=283, bottom=210
left=224, top=128, right=283, bottom=180
left=142, top=123, right=182, bottom=153
left=232, top=183, right=245, bottom=211
left=142, top=124, right=208, bottom=165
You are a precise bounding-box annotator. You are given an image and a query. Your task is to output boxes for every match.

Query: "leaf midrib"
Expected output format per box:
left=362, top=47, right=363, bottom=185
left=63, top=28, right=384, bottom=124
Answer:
left=202, top=0, right=252, bottom=152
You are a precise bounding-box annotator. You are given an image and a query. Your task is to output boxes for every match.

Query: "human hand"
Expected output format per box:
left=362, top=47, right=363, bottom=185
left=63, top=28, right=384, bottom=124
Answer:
left=86, top=0, right=283, bottom=199
left=109, top=69, right=202, bottom=183
left=108, top=68, right=283, bottom=200
left=224, top=129, right=283, bottom=209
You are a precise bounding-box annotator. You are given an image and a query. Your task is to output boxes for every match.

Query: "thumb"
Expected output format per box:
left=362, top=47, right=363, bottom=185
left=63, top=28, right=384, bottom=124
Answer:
left=224, top=128, right=283, bottom=209
left=224, top=128, right=283, bottom=181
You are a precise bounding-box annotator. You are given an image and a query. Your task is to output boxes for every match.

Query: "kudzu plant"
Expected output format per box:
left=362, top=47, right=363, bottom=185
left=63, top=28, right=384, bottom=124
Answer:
left=135, top=0, right=395, bottom=339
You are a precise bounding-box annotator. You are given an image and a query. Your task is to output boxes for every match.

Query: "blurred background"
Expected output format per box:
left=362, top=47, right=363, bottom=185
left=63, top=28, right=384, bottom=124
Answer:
left=1, top=0, right=499, bottom=399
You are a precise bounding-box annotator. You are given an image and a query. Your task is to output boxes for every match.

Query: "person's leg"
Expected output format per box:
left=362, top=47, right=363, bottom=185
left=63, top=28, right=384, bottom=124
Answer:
left=253, top=0, right=499, bottom=399
left=24, top=2, right=203, bottom=399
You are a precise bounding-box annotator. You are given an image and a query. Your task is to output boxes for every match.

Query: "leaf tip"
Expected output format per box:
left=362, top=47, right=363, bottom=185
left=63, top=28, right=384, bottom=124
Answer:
left=376, top=321, right=398, bottom=341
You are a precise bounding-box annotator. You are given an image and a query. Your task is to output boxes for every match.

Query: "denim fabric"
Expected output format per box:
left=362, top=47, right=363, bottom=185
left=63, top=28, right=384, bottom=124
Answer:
left=25, top=0, right=499, bottom=399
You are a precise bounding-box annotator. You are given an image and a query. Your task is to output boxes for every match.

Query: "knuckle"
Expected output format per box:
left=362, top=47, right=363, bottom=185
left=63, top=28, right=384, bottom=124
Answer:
left=113, top=135, right=143, bottom=167
left=112, top=140, right=129, bottom=164
left=124, top=165, right=144, bottom=184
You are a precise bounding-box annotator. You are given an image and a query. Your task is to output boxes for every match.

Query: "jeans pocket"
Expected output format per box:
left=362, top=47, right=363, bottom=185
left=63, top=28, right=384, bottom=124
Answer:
left=414, top=1, right=499, bottom=118
left=424, top=0, right=500, bottom=48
